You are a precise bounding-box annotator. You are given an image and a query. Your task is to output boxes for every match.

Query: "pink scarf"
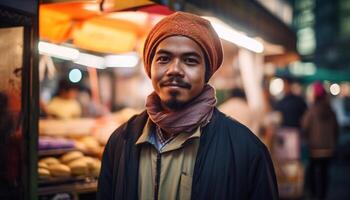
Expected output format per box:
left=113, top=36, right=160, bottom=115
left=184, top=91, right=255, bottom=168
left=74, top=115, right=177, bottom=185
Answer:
left=145, top=84, right=216, bottom=135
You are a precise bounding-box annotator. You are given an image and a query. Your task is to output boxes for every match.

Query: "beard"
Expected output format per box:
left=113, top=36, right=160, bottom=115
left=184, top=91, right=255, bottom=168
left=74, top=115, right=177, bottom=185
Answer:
left=163, top=98, right=186, bottom=110
left=162, top=90, right=187, bottom=110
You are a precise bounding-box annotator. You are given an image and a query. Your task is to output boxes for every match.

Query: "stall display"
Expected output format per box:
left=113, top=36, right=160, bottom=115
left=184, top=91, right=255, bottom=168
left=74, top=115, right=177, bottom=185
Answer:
left=39, top=118, right=96, bottom=136
left=38, top=151, right=101, bottom=179
left=37, top=108, right=140, bottom=199
left=38, top=149, right=101, bottom=199
left=38, top=118, right=101, bottom=199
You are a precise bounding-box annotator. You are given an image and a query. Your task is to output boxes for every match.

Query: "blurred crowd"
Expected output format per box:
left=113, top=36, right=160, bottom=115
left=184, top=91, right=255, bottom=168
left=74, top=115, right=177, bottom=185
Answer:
left=219, top=78, right=350, bottom=199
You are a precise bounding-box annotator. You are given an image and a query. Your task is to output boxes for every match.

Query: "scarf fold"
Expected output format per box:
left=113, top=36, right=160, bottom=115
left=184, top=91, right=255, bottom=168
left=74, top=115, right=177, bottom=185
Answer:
left=145, top=84, right=217, bottom=135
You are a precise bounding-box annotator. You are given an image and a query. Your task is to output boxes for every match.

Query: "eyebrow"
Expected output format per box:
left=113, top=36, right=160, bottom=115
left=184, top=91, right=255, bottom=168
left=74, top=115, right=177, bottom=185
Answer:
left=155, top=49, right=202, bottom=59
left=155, top=49, right=172, bottom=55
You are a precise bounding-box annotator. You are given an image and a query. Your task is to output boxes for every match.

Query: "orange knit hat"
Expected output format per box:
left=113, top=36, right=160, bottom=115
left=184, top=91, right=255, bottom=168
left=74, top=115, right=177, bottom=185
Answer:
left=143, top=12, right=223, bottom=80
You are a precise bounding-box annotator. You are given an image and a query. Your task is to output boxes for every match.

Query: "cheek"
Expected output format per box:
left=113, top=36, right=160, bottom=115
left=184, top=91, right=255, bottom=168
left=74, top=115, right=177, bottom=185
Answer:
left=189, top=68, right=205, bottom=84
left=150, top=66, right=163, bottom=90
left=150, top=63, right=164, bottom=79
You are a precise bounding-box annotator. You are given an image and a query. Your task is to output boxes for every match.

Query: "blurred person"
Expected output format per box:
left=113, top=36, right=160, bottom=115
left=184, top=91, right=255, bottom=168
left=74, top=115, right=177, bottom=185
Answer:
left=274, top=78, right=307, bottom=129
left=331, top=83, right=350, bottom=130
left=273, top=78, right=308, bottom=161
left=302, top=81, right=339, bottom=200
left=97, top=12, right=278, bottom=200
left=46, top=79, right=82, bottom=119
left=219, top=88, right=258, bottom=134
left=78, top=86, right=109, bottom=118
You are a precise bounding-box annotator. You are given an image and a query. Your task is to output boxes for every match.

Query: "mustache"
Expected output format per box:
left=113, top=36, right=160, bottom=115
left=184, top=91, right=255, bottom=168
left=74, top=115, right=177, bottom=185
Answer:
left=160, top=77, right=192, bottom=89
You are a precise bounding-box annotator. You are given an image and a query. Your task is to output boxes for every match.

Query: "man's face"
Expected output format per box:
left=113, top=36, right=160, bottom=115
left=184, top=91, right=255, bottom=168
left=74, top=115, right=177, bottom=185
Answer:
left=151, top=36, right=206, bottom=111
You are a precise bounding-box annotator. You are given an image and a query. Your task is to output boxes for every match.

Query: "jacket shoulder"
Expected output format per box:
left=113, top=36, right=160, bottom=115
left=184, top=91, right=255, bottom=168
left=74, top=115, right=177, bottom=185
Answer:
left=215, top=110, right=268, bottom=154
left=216, top=110, right=277, bottom=194
left=105, top=110, right=148, bottom=149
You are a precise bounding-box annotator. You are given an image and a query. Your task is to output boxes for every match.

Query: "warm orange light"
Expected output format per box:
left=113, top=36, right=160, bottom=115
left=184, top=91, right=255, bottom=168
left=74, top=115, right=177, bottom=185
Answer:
left=39, top=2, right=101, bottom=43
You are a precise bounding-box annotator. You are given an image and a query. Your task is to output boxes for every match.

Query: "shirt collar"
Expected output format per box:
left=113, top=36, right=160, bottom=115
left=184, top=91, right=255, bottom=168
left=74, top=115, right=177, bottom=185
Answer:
left=135, top=118, right=201, bottom=153
left=135, top=118, right=153, bottom=145
left=161, top=126, right=200, bottom=153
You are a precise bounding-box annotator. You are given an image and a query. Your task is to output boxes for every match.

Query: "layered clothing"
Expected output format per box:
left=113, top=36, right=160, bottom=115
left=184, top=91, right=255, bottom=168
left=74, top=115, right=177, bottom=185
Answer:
left=97, top=108, right=278, bottom=200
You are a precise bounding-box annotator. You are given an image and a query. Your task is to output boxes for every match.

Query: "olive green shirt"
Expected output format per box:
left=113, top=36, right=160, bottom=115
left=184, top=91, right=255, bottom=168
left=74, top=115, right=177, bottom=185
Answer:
left=135, top=119, right=200, bottom=200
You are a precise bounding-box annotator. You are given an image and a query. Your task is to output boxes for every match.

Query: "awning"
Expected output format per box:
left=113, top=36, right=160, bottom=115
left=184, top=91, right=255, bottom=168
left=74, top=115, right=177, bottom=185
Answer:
left=39, top=1, right=173, bottom=53
left=186, top=0, right=298, bottom=65
left=186, top=0, right=297, bottom=52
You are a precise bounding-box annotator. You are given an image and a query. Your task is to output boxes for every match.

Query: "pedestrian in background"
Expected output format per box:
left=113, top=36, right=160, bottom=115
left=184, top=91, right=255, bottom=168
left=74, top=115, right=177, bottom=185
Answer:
left=302, top=81, right=339, bottom=200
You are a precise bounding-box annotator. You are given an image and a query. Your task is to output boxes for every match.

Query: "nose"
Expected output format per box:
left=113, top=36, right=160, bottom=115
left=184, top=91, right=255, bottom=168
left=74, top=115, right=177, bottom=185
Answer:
left=166, top=58, right=184, bottom=77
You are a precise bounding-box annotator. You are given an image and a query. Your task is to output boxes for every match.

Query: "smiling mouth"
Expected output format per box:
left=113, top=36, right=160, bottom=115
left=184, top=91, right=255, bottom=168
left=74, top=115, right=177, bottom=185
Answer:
left=163, top=83, right=184, bottom=88
left=161, top=81, right=192, bottom=89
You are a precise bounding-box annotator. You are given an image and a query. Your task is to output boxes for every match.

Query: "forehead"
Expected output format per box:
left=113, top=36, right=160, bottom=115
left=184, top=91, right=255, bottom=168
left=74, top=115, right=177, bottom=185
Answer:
left=155, top=36, right=204, bottom=57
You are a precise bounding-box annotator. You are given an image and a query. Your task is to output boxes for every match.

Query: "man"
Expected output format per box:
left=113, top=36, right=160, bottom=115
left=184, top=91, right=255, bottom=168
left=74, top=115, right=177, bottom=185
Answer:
left=273, top=78, right=307, bottom=161
left=97, top=12, right=278, bottom=200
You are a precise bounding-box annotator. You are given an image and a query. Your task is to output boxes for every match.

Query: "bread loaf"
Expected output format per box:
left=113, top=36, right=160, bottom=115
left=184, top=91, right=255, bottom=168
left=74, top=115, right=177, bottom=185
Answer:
left=38, top=162, right=49, bottom=169
left=67, top=159, right=89, bottom=176
left=48, top=164, right=71, bottom=177
left=39, top=157, right=60, bottom=166
left=60, top=151, right=84, bottom=164
left=80, top=137, right=100, bottom=153
left=38, top=168, right=51, bottom=179
left=91, top=160, right=101, bottom=177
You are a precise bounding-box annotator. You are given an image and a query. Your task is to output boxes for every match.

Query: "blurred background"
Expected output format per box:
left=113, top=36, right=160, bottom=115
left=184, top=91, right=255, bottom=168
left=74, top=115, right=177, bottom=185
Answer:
left=0, top=0, right=350, bottom=199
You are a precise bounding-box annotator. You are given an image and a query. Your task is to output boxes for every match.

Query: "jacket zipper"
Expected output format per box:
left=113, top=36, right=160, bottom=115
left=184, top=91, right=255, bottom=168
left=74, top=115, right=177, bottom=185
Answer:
left=154, top=153, right=161, bottom=200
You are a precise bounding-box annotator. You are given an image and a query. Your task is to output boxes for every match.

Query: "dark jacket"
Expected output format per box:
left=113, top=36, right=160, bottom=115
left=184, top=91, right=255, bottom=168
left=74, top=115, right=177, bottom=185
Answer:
left=274, top=94, right=307, bottom=128
left=97, top=108, right=278, bottom=200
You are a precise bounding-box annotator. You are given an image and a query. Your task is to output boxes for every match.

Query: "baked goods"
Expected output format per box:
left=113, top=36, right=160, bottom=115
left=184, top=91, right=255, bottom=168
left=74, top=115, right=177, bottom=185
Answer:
left=90, top=160, right=101, bottom=177
left=48, top=163, right=71, bottom=177
left=39, top=157, right=60, bottom=166
left=38, top=162, right=49, bottom=169
left=74, top=136, right=103, bottom=156
left=74, top=141, right=88, bottom=152
left=60, top=151, right=84, bottom=164
left=67, top=159, right=89, bottom=176
left=76, top=156, right=95, bottom=167
left=38, top=168, right=51, bottom=179
left=38, top=150, right=102, bottom=179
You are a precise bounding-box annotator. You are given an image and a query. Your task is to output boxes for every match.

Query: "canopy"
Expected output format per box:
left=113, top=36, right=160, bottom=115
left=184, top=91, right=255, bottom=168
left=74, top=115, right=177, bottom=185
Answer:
left=40, top=2, right=101, bottom=43
left=39, top=1, right=173, bottom=53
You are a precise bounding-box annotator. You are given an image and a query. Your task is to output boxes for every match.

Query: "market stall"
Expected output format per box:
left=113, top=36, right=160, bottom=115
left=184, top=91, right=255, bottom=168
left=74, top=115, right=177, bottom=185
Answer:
left=37, top=1, right=172, bottom=198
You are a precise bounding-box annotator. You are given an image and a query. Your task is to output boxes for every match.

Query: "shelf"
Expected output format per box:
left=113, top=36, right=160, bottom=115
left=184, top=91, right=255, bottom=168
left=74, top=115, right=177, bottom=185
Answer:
left=38, top=148, right=78, bottom=157
left=38, top=179, right=97, bottom=196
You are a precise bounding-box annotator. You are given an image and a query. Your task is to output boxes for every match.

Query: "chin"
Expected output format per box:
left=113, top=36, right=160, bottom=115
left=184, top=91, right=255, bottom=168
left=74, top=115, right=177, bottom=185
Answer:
left=163, top=98, right=187, bottom=110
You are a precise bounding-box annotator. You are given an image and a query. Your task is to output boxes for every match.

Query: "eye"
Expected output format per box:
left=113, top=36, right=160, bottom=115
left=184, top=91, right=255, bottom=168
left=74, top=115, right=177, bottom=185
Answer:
left=184, top=57, right=199, bottom=65
left=156, top=56, right=170, bottom=64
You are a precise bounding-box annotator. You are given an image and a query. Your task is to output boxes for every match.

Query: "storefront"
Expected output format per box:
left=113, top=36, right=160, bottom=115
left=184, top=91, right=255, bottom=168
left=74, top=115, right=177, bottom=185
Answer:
left=36, top=1, right=172, bottom=199
left=0, top=1, right=39, bottom=199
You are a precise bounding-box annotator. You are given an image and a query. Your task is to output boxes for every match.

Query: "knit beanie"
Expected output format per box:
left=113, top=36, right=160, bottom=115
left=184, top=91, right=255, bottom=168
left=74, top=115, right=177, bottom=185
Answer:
left=143, top=11, right=223, bottom=80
